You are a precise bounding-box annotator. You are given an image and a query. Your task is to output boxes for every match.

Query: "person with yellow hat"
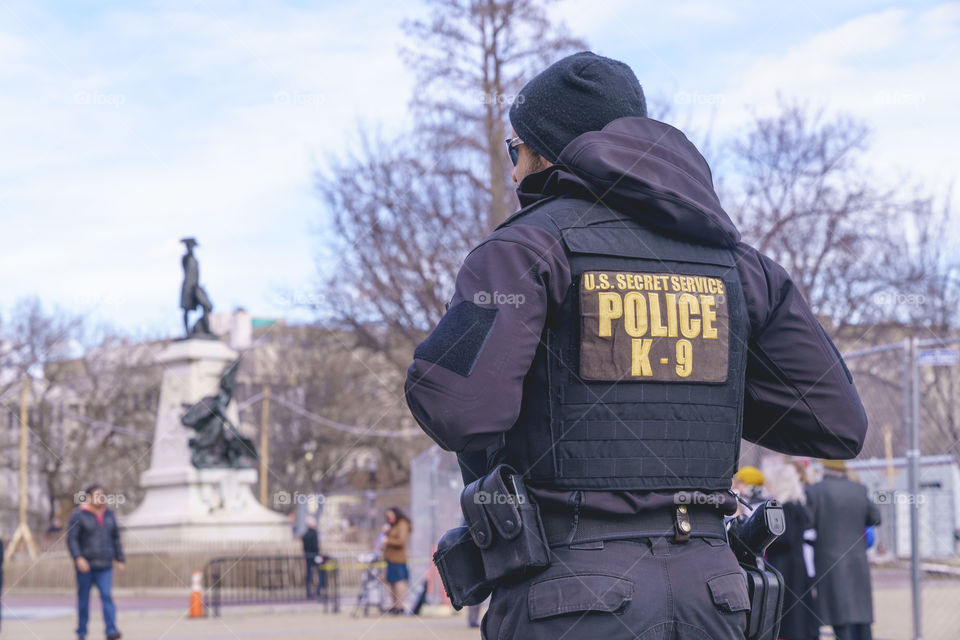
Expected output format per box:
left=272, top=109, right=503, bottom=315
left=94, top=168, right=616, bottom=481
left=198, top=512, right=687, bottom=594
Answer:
left=732, top=466, right=766, bottom=518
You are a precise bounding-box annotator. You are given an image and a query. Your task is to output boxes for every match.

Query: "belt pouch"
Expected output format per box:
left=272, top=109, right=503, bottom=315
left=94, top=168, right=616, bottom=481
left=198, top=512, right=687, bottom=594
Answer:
left=433, top=525, right=493, bottom=610
left=461, top=464, right=550, bottom=583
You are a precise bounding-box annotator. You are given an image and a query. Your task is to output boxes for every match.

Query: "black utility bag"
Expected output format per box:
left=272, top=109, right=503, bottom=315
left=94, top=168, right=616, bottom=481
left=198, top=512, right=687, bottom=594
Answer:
left=433, top=526, right=492, bottom=609
left=433, top=464, right=550, bottom=609
left=728, top=500, right=787, bottom=640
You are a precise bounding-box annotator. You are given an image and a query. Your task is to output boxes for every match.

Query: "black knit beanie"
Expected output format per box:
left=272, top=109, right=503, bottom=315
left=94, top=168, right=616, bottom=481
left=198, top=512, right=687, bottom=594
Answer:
left=509, top=51, right=647, bottom=163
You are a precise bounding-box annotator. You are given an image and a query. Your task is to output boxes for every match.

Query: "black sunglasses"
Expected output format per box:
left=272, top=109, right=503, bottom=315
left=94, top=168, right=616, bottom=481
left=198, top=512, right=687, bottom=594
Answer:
left=505, top=136, right=524, bottom=166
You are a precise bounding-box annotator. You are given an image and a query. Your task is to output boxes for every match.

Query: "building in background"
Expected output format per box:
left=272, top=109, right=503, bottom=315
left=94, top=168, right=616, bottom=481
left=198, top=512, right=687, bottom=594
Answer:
left=0, top=309, right=426, bottom=552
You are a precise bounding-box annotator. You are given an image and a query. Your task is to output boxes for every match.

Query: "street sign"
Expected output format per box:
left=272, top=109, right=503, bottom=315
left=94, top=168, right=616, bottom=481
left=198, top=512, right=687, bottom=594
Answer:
left=918, top=348, right=959, bottom=367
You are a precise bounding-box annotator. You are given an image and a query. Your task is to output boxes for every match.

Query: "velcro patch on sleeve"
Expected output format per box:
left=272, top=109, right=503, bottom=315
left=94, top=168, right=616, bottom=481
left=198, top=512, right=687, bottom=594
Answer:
left=579, top=270, right=729, bottom=383
left=414, top=301, right=498, bottom=377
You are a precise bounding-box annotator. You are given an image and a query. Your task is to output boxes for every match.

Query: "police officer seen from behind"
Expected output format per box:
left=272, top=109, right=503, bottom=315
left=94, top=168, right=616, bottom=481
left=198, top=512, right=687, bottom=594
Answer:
left=405, top=51, right=868, bottom=639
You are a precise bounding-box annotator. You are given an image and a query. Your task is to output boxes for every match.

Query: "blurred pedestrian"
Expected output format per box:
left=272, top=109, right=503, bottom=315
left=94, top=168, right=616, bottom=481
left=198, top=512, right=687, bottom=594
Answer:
left=762, top=457, right=820, bottom=640
left=44, top=517, right=63, bottom=549
left=467, top=603, right=482, bottom=628
left=732, top=465, right=766, bottom=518
left=806, top=460, right=881, bottom=640
left=1, top=535, right=5, bottom=632
left=382, top=507, right=410, bottom=615
left=67, top=484, right=124, bottom=640
left=790, top=461, right=819, bottom=582
left=301, top=517, right=326, bottom=598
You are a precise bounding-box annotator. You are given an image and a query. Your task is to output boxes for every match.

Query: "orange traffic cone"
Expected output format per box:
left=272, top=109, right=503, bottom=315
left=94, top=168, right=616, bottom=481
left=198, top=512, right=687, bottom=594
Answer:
left=189, top=570, right=204, bottom=618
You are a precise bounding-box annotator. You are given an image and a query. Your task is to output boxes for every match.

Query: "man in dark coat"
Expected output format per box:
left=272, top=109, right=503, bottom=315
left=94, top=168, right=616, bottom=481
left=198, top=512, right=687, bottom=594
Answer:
left=806, top=460, right=881, bottom=640
left=67, top=484, right=125, bottom=640
left=406, top=51, right=868, bottom=638
left=301, top=517, right=326, bottom=598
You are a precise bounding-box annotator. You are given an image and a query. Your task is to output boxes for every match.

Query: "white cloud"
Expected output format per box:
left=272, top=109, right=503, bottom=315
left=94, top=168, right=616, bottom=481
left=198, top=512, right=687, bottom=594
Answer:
left=0, top=1, right=418, bottom=335
left=2, top=0, right=958, bottom=336
left=682, top=4, right=960, bottom=215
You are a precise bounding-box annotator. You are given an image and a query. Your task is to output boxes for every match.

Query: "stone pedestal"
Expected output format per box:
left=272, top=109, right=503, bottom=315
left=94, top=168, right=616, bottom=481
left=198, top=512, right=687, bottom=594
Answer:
left=123, top=339, right=290, bottom=548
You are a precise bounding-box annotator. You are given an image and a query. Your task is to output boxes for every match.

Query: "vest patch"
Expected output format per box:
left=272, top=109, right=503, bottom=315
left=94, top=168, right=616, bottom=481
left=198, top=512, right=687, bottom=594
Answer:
left=579, top=270, right=730, bottom=383
left=414, top=300, right=498, bottom=377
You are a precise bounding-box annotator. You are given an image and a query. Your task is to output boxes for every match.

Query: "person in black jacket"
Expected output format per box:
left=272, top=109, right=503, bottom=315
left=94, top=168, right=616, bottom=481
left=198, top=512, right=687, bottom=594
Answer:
left=406, top=51, right=868, bottom=638
left=67, top=484, right=124, bottom=640
left=301, top=517, right=325, bottom=598
left=763, top=457, right=820, bottom=640
left=807, top=460, right=881, bottom=640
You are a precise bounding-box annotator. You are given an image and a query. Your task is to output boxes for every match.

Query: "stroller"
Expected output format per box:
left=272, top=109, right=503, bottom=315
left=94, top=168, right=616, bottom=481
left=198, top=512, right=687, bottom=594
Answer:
left=352, top=551, right=385, bottom=617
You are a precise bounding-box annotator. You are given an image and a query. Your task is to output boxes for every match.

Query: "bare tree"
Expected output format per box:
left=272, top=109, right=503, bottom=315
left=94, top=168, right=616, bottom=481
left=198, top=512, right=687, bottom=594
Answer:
left=315, top=0, right=584, bottom=371
left=1, top=299, right=82, bottom=530
left=0, top=298, right=82, bottom=399
left=317, top=136, right=488, bottom=369
left=730, top=102, right=959, bottom=463
left=729, top=100, right=958, bottom=334
left=238, top=324, right=427, bottom=503
left=403, top=0, right=585, bottom=228
left=1, top=299, right=160, bottom=527
left=39, top=336, right=160, bottom=523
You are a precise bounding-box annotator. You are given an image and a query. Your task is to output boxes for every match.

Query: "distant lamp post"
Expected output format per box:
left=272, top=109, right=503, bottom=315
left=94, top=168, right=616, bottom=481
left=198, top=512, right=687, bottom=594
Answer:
left=259, top=386, right=271, bottom=507
left=5, top=379, right=39, bottom=560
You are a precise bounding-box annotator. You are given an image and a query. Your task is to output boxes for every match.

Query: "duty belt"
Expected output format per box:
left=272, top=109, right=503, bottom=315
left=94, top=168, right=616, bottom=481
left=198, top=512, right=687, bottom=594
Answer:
left=541, top=505, right=727, bottom=547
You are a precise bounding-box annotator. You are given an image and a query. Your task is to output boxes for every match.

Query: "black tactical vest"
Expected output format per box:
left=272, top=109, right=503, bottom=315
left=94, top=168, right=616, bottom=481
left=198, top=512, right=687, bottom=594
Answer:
left=498, top=197, right=749, bottom=492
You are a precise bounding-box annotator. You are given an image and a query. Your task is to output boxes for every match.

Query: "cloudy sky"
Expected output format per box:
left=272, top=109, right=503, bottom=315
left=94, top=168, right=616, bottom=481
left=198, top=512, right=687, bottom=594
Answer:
left=1, top=0, right=957, bottom=337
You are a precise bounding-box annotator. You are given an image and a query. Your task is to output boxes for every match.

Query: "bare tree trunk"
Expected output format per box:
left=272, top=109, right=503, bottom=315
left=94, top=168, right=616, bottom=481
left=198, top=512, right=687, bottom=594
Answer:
left=315, top=0, right=585, bottom=374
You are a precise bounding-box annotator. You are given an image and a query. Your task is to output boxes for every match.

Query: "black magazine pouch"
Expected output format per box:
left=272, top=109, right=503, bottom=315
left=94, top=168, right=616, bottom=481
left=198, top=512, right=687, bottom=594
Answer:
left=461, top=464, right=551, bottom=583
left=433, top=526, right=493, bottom=610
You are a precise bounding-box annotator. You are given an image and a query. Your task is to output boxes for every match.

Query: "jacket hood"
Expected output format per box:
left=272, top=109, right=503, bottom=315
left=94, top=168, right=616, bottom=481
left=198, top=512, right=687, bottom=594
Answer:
left=516, top=117, right=740, bottom=248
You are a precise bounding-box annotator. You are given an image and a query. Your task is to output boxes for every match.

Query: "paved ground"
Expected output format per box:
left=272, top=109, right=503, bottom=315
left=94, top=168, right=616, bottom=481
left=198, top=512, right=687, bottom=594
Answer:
left=3, top=570, right=960, bottom=639
left=0, top=603, right=482, bottom=640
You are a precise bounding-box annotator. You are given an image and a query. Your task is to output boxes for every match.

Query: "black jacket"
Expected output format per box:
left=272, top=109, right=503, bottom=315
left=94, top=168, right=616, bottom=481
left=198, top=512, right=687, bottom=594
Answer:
left=302, top=529, right=320, bottom=556
left=766, top=501, right=820, bottom=639
left=67, top=508, right=125, bottom=570
left=405, top=117, right=868, bottom=515
left=806, top=475, right=881, bottom=624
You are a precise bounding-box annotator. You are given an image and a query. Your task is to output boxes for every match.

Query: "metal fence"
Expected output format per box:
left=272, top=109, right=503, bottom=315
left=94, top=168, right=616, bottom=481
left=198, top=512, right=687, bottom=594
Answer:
left=841, top=336, right=960, bottom=640
left=409, top=445, right=463, bottom=607
left=203, top=554, right=340, bottom=617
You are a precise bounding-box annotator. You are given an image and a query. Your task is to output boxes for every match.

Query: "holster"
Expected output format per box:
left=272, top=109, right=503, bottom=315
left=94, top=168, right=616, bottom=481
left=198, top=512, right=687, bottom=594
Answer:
left=432, top=464, right=550, bottom=609
left=729, top=501, right=786, bottom=640
left=740, top=563, right=784, bottom=640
